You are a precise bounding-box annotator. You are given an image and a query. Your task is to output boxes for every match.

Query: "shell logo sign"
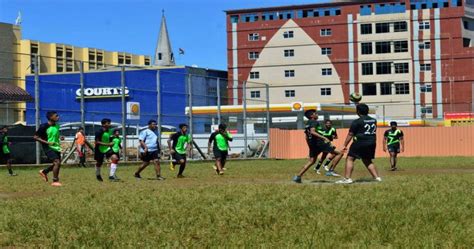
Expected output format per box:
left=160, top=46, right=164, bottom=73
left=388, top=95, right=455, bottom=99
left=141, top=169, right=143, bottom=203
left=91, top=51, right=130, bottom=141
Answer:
left=291, top=102, right=303, bottom=112
left=127, top=102, right=140, bottom=120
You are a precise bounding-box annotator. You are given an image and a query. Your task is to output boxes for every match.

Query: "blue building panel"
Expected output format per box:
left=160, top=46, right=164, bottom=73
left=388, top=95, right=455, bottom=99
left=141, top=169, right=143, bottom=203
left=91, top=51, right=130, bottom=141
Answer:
left=25, top=67, right=226, bottom=133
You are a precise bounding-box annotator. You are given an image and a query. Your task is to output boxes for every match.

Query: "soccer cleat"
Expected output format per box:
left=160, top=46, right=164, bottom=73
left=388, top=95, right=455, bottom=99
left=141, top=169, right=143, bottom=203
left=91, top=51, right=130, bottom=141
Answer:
left=375, top=177, right=382, bottom=182
left=325, top=171, right=340, bottom=177
left=51, top=182, right=62, bottom=187
left=292, top=175, right=302, bottom=183
left=109, top=175, right=120, bottom=181
left=324, top=165, right=330, bottom=172
left=169, top=162, right=175, bottom=171
left=177, top=174, right=185, bottom=178
left=316, top=170, right=321, bottom=175
left=335, top=178, right=353, bottom=184
left=8, top=173, right=17, bottom=176
left=96, top=175, right=103, bottom=182
left=39, top=170, right=48, bottom=182
left=213, top=165, right=217, bottom=170
left=156, top=176, right=166, bottom=181
left=219, top=171, right=224, bottom=175
left=134, top=173, right=142, bottom=179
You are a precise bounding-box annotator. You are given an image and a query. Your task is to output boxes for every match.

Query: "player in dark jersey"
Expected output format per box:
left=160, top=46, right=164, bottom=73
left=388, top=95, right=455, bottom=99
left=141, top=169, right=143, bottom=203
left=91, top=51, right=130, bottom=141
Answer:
left=383, top=121, right=404, bottom=171
left=94, top=118, right=115, bottom=182
left=34, top=111, right=62, bottom=187
left=293, top=109, right=343, bottom=183
left=168, top=124, right=192, bottom=178
left=336, top=104, right=382, bottom=184
left=208, top=124, right=233, bottom=175
left=0, top=126, right=16, bottom=176
left=314, top=119, right=342, bottom=175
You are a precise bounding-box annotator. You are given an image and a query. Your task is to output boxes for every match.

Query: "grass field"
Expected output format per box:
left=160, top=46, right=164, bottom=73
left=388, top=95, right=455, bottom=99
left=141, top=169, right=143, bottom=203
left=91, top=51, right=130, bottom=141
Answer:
left=0, top=157, right=473, bottom=248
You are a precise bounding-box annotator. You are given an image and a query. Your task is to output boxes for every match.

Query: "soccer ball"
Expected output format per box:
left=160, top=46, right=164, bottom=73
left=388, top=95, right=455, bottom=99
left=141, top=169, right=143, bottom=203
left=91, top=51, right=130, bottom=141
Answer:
left=349, top=92, right=362, bottom=103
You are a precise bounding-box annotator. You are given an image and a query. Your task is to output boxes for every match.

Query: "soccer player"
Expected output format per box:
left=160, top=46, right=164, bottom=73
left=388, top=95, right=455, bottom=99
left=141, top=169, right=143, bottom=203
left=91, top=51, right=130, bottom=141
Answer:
left=109, top=129, right=121, bottom=181
left=336, top=104, right=382, bottom=184
left=168, top=123, right=192, bottom=178
left=75, top=127, right=88, bottom=167
left=208, top=124, right=233, bottom=175
left=94, top=118, right=115, bottom=182
left=134, top=119, right=165, bottom=180
left=34, top=111, right=62, bottom=186
left=314, top=119, right=339, bottom=175
left=383, top=121, right=404, bottom=171
left=293, top=110, right=343, bottom=183
left=0, top=126, right=16, bottom=176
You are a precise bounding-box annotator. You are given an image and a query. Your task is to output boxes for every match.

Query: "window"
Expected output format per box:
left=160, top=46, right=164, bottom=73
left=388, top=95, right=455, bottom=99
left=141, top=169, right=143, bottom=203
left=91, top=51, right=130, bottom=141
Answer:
left=395, top=83, right=410, bottom=94
left=421, top=3, right=427, bottom=9
left=56, top=60, right=64, bottom=72
left=394, top=21, right=407, bottom=32
left=361, top=24, right=372, bottom=34
left=324, top=10, right=331, bottom=16
left=283, top=31, right=294, bottom=39
left=419, top=41, right=431, bottom=49
left=66, top=60, right=73, bottom=72
left=464, top=38, right=471, bottom=47
left=157, top=53, right=162, bottom=60
left=248, top=52, right=259, bottom=60
left=56, top=48, right=63, bottom=58
left=362, top=83, right=377, bottom=96
left=420, top=63, right=431, bottom=71
left=285, top=90, right=295, bottom=97
left=321, top=88, right=332, bottom=96
left=432, top=2, right=439, bottom=8
left=421, top=84, right=432, bottom=93
left=419, top=22, right=430, bottom=30
left=380, top=82, right=393, bottom=95
left=321, top=47, right=332, bottom=55
left=144, top=58, right=150, bottom=66
left=284, top=49, right=295, bottom=57
left=250, top=91, right=261, bottom=98
left=464, top=21, right=469, bottom=29
left=231, top=15, right=239, bottom=23
left=249, top=71, right=260, bottom=79
left=248, top=33, right=259, bottom=41
left=394, top=41, right=408, bottom=53
left=89, top=53, right=95, bottom=61
left=394, top=63, right=409, bottom=74
left=320, top=28, right=332, bottom=36
left=376, top=62, right=392, bottom=74
left=361, top=42, right=372, bottom=55
left=376, top=41, right=391, bottom=54
left=375, top=23, right=390, bottom=33
left=97, top=53, right=103, bottom=62
left=361, top=63, right=373, bottom=75
left=321, top=68, right=332, bottom=76
left=285, top=70, right=295, bottom=77
left=421, top=106, right=433, bottom=114
left=443, top=2, right=449, bottom=7
left=335, top=9, right=341, bottom=15
left=118, top=56, right=124, bottom=64
left=125, top=56, right=131, bottom=65
left=66, top=48, right=73, bottom=58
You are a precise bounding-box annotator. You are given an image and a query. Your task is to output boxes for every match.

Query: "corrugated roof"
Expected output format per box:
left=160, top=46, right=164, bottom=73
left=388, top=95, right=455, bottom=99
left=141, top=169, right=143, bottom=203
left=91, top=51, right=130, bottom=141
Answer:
left=0, top=83, right=34, bottom=102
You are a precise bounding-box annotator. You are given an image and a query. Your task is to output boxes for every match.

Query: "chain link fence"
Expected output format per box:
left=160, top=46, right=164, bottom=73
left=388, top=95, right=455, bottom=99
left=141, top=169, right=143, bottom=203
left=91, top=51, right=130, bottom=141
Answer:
left=1, top=52, right=474, bottom=164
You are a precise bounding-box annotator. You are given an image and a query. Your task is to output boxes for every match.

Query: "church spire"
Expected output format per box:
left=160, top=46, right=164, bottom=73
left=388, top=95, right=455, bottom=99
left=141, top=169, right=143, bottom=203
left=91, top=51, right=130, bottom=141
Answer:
left=154, top=10, right=175, bottom=66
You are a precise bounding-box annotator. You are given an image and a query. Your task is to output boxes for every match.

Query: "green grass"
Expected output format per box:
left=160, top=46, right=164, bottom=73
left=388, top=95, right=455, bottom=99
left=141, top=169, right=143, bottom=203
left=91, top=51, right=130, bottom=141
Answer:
left=0, top=157, right=473, bottom=248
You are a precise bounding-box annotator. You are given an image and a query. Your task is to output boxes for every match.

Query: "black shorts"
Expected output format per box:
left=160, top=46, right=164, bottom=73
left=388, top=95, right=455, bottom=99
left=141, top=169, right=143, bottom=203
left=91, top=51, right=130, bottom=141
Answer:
left=0, top=152, right=11, bottom=164
left=172, top=153, right=186, bottom=163
left=308, top=142, right=335, bottom=158
left=45, top=150, right=61, bottom=161
left=213, top=149, right=228, bottom=161
left=388, top=144, right=400, bottom=153
left=348, top=142, right=376, bottom=160
left=141, top=150, right=160, bottom=162
left=94, top=149, right=115, bottom=163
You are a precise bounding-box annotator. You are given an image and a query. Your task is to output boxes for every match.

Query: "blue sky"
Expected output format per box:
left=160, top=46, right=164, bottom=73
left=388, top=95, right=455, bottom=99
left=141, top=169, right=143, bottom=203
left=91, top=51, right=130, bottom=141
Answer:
left=0, top=0, right=322, bottom=70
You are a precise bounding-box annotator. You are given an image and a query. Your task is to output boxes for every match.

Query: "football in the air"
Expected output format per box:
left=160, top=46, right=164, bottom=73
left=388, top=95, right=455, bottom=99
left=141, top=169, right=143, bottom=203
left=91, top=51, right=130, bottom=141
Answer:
left=349, top=92, right=362, bottom=103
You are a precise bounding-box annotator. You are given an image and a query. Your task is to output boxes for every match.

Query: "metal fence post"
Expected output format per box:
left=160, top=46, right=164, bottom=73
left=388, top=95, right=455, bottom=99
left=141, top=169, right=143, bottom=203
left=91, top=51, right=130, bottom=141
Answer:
left=243, top=81, right=247, bottom=159
left=187, top=74, right=193, bottom=159
left=156, top=70, right=161, bottom=140
left=265, top=83, right=270, bottom=146
left=79, top=61, right=85, bottom=129
left=121, top=66, right=127, bottom=161
left=217, top=78, right=221, bottom=125
left=34, top=55, right=40, bottom=165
